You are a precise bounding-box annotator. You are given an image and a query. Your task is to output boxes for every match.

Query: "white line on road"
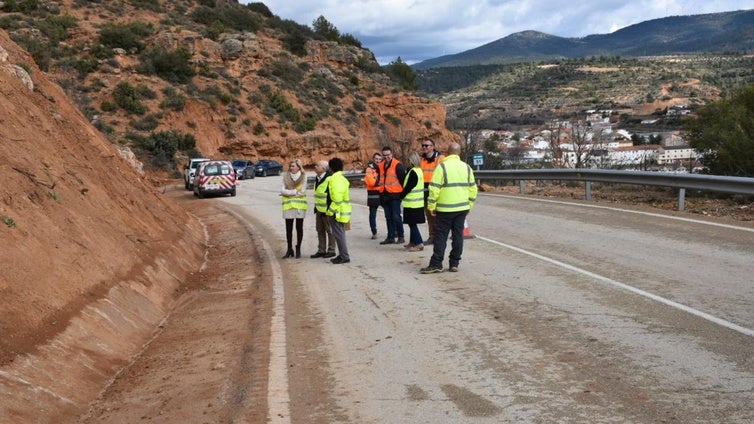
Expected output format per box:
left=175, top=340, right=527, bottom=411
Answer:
left=485, top=193, right=754, bottom=233
left=223, top=208, right=291, bottom=423
left=476, top=235, right=754, bottom=338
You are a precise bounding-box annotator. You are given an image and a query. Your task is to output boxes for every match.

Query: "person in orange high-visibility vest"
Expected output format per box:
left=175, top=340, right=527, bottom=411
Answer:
left=364, top=152, right=383, bottom=240
left=419, top=138, right=444, bottom=245
left=377, top=146, right=406, bottom=245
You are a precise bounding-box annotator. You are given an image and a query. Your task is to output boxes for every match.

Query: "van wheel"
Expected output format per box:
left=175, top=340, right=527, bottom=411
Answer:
left=231, top=188, right=236, bottom=197
left=185, top=181, right=190, bottom=190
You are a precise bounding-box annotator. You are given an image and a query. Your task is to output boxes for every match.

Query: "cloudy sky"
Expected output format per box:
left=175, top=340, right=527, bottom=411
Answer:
left=245, top=1, right=753, bottom=65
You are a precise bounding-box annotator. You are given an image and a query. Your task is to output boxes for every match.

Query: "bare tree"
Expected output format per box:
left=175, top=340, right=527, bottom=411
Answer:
left=569, top=120, right=605, bottom=169
left=545, top=122, right=567, bottom=168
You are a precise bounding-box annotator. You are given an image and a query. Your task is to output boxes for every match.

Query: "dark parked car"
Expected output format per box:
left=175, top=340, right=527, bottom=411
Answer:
left=231, top=159, right=255, bottom=180
left=255, top=159, right=283, bottom=177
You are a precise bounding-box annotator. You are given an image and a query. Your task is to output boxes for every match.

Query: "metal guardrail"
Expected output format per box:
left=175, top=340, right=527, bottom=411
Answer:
left=326, top=169, right=754, bottom=211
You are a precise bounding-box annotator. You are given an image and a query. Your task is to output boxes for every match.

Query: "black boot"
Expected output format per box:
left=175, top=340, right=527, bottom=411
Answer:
left=283, top=247, right=294, bottom=259
left=295, top=245, right=301, bottom=258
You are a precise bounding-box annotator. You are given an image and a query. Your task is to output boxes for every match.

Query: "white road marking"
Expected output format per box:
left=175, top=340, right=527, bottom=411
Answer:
left=485, top=193, right=754, bottom=233
left=476, top=235, right=754, bottom=338
left=224, top=208, right=291, bottom=423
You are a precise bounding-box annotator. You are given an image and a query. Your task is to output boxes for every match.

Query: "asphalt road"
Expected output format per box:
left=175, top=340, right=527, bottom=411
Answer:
left=225, top=174, right=754, bottom=423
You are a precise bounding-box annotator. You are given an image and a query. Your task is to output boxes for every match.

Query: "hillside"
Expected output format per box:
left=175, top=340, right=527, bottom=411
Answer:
left=419, top=55, right=754, bottom=131
left=0, top=1, right=462, bottom=420
left=413, top=9, right=754, bottom=69
left=1, top=0, right=459, bottom=177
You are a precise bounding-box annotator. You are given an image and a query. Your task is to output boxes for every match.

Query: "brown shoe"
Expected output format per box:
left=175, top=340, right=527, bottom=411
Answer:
left=407, top=244, right=424, bottom=252
left=404, top=242, right=414, bottom=248
left=396, top=237, right=405, bottom=244
left=379, top=238, right=395, bottom=245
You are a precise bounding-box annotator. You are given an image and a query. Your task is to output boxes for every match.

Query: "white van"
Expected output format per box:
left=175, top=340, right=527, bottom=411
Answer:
left=193, top=160, right=237, bottom=198
left=184, top=158, right=210, bottom=190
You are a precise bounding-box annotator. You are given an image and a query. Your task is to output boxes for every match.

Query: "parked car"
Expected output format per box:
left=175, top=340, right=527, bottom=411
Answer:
left=193, top=160, right=237, bottom=198
left=254, top=159, right=283, bottom=177
left=231, top=159, right=255, bottom=180
left=184, top=158, right=210, bottom=190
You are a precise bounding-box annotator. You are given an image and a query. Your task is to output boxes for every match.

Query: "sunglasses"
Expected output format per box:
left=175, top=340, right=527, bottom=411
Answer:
left=422, top=144, right=433, bottom=147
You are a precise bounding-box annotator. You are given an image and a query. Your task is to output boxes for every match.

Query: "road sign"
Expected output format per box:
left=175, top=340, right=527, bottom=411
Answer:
left=472, top=153, right=484, bottom=167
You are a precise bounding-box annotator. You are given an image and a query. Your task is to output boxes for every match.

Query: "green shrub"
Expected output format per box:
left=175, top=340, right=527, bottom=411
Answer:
left=138, top=47, right=195, bottom=83
left=352, top=99, right=366, bottom=112
left=113, top=81, right=147, bottom=115
left=129, top=130, right=196, bottom=170
left=98, top=21, right=153, bottom=51
left=190, top=4, right=259, bottom=33
left=131, top=113, right=160, bottom=131
left=100, top=99, right=117, bottom=112
left=282, top=31, right=308, bottom=57
left=131, top=0, right=161, bottom=12
left=136, top=84, right=157, bottom=99
left=247, top=2, right=272, bottom=17
left=204, top=20, right=224, bottom=41
left=159, top=88, right=186, bottom=111
left=1, top=0, right=41, bottom=14
left=11, top=35, right=51, bottom=70
left=36, top=14, right=78, bottom=44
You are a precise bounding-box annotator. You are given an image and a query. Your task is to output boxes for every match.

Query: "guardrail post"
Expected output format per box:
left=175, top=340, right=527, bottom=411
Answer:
left=585, top=181, right=592, bottom=200
left=678, top=188, right=686, bottom=211
left=518, top=180, right=525, bottom=194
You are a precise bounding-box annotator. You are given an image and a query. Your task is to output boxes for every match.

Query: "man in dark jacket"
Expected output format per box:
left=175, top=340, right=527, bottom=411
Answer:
left=310, top=160, right=336, bottom=258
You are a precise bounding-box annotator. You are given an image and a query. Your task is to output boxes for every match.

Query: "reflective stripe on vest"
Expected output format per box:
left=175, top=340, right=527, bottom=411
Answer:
left=282, top=178, right=307, bottom=211
left=380, top=159, right=402, bottom=194
left=314, top=176, right=329, bottom=213
left=282, top=195, right=308, bottom=211
left=429, top=161, right=475, bottom=212
left=326, top=171, right=352, bottom=223
left=402, top=167, right=424, bottom=209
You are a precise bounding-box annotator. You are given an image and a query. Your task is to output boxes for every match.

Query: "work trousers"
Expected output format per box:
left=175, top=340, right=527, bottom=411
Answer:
left=381, top=196, right=404, bottom=239
left=328, top=216, right=349, bottom=260
left=428, top=210, right=468, bottom=268
left=314, top=211, right=335, bottom=254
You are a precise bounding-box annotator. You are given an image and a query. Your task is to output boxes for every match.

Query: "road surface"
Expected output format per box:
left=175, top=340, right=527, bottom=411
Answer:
left=80, top=174, right=754, bottom=423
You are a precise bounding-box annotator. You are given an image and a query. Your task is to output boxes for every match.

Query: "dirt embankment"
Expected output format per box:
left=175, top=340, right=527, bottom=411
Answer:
left=1, top=33, right=207, bottom=422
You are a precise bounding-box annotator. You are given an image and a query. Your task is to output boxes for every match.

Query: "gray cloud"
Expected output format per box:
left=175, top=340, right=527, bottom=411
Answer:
left=246, top=1, right=752, bottom=64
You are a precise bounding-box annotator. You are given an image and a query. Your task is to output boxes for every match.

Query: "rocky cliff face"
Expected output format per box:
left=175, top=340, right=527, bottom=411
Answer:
left=187, top=32, right=460, bottom=168
left=25, top=1, right=461, bottom=175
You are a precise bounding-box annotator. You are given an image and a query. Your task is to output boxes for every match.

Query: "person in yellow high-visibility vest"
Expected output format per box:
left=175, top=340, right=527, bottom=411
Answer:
left=310, top=160, right=336, bottom=259
left=420, top=143, right=477, bottom=274
left=326, top=157, right=352, bottom=264
left=281, top=159, right=307, bottom=258
left=400, top=152, right=426, bottom=251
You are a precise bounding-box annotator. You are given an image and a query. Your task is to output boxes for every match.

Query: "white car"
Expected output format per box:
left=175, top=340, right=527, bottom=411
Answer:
left=184, top=158, right=210, bottom=190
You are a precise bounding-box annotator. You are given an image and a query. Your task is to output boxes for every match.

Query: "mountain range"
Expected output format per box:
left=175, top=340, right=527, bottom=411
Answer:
left=413, top=9, right=754, bottom=70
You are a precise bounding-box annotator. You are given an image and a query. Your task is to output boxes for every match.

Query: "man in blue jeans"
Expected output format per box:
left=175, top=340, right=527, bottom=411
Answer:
left=421, top=142, right=477, bottom=273
left=378, top=146, right=406, bottom=244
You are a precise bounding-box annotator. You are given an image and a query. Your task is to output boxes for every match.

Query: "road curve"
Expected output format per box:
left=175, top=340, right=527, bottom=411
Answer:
left=224, top=175, right=754, bottom=423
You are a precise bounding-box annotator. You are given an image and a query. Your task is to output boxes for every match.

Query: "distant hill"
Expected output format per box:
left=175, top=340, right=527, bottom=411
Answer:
left=413, top=9, right=754, bottom=70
